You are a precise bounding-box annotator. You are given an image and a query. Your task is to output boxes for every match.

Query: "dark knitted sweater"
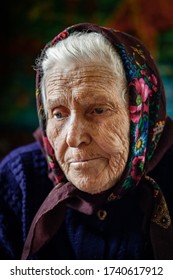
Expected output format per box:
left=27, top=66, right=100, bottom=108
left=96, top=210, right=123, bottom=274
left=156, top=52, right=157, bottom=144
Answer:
left=0, top=141, right=173, bottom=260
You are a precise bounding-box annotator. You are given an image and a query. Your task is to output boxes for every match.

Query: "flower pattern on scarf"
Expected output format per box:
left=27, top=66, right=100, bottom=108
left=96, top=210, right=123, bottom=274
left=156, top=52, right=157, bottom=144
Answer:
left=129, top=77, right=152, bottom=124
left=108, top=43, right=164, bottom=194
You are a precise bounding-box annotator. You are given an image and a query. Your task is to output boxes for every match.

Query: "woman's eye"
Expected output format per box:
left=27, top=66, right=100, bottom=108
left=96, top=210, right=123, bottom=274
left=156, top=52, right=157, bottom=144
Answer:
left=53, top=110, right=69, bottom=120
left=54, top=112, right=63, bottom=119
left=92, top=108, right=107, bottom=115
left=52, top=106, right=69, bottom=120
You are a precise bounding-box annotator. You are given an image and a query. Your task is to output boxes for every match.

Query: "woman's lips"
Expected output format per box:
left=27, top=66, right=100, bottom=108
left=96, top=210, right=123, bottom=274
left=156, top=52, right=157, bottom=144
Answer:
left=69, top=157, right=105, bottom=169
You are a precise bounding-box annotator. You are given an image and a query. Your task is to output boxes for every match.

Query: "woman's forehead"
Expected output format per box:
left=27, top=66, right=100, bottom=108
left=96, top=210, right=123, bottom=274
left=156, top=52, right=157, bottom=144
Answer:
left=45, top=64, right=124, bottom=105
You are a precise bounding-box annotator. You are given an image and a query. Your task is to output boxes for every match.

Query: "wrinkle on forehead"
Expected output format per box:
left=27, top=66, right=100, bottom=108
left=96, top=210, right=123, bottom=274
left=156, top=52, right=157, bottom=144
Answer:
left=46, top=64, right=116, bottom=85
left=45, top=64, right=124, bottom=107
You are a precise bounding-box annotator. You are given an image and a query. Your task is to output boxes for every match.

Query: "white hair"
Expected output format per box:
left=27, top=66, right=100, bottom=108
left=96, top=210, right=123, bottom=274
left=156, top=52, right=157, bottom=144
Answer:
left=38, top=32, right=128, bottom=112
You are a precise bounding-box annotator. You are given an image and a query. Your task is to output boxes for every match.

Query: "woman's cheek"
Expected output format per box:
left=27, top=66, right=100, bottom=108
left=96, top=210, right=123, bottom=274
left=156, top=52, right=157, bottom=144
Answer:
left=94, top=121, right=126, bottom=155
left=46, top=120, right=64, bottom=149
left=47, top=120, right=68, bottom=166
left=46, top=120, right=57, bottom=148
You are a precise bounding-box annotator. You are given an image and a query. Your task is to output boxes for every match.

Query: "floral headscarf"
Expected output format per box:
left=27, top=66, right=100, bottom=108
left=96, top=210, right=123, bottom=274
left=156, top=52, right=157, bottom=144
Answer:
left=22, top=23, right=173, bottom=259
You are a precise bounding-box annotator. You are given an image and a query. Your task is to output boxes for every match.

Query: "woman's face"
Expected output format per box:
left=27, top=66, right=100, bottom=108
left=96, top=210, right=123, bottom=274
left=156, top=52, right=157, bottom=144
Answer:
left=46, top=63, right=130, bottom=194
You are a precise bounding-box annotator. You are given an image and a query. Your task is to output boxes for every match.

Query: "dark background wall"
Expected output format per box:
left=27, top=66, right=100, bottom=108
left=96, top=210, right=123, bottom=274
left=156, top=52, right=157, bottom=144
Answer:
left=1, top=0, right=173, bottom=160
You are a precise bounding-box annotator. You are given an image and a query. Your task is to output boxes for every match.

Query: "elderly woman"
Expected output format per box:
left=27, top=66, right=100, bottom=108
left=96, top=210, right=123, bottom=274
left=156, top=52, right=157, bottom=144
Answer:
left=1, top=23, right=173, bottom=260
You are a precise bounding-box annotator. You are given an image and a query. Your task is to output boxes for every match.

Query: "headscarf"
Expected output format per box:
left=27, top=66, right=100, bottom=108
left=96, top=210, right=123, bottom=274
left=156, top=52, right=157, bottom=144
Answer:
left=22, top=23, right=173, bottom=259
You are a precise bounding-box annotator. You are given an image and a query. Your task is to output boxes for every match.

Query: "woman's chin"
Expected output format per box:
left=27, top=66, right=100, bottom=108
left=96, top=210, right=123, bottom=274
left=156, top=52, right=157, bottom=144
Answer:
left=68, top=175, right=117, bottom=194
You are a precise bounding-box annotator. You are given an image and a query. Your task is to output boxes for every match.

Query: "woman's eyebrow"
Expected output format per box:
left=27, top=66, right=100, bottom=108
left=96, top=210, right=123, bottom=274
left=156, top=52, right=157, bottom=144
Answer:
left=47, top=91, right=115, bottom=109
left=47, top=96, right=68, bottom=109
left=74, top=89, right=114, bottom=102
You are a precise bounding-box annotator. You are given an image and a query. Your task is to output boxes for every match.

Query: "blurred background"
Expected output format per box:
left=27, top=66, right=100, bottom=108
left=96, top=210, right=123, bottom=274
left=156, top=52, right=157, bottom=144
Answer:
left=1, top=0, right=173, bottom=160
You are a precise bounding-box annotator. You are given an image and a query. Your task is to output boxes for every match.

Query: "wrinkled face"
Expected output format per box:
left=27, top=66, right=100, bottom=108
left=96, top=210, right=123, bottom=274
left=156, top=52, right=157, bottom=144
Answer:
left=46, top=63, right=130, bottom=194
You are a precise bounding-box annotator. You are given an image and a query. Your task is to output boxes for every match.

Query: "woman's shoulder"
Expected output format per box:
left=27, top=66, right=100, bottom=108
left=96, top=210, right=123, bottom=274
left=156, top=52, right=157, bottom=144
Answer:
left=1, top=141, right=48, bottom=178
left=1, top=141, right=43, bottom=167
left=150, top=144, right=173, bottom=179
left=149, top=144, right=173, bottom=217
left=0, top=141, right=53, bottom=203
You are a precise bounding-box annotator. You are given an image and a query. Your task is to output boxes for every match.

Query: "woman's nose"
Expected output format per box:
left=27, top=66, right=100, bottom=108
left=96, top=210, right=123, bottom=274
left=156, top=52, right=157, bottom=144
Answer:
left=66, top=114, right=92, bottom=147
